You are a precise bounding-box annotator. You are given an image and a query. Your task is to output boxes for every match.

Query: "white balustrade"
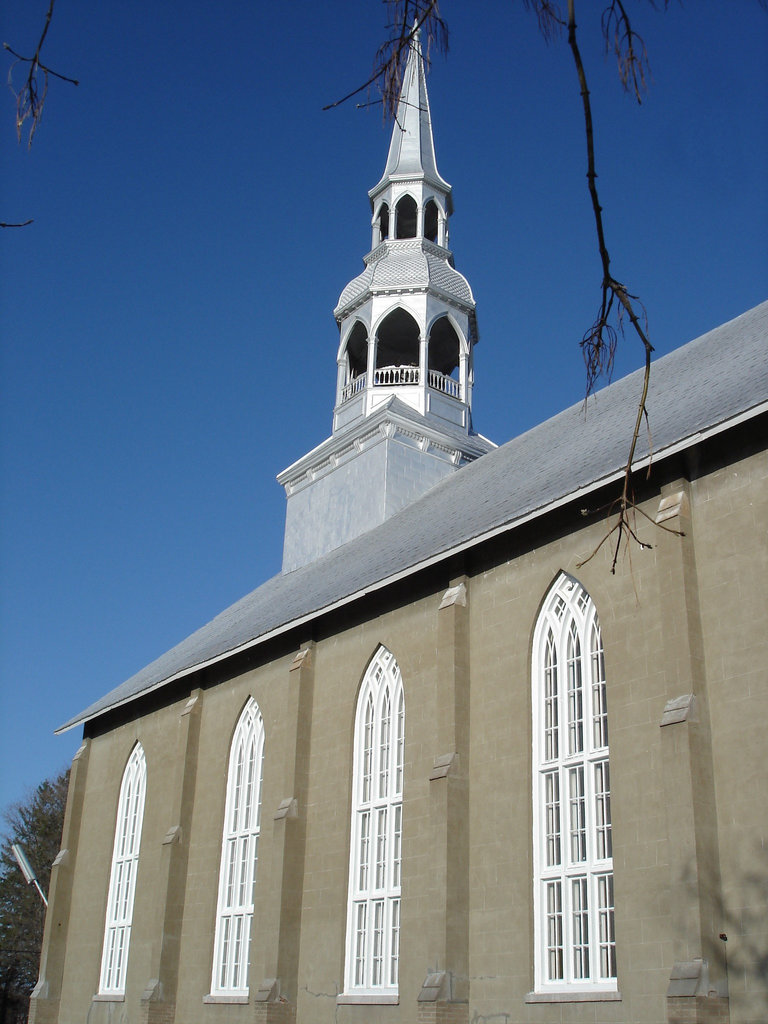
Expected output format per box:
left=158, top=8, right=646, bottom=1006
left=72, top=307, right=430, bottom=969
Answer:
left=374, top=365, right=420, bottom=386
left=341, top=366, right=461, bottom=402
left=428, top=369, right=460, bottom=398
left=341, top=372, right=368, bottom=402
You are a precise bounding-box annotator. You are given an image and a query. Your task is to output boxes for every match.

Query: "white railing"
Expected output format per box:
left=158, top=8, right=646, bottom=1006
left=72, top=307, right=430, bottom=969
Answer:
left=374, top=365, right=420, bottom=386
left=428, top=369, right=461, bottom=399
left=340, top=372, right=367, bottom=402
left=341, top=366, right=461, bottom=401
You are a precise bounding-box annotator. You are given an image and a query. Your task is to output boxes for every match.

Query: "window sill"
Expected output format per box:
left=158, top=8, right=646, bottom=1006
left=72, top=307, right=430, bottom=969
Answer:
left=92, top=994, right=125, bottom=1003
left=203, top=994, right=249, bottom=1004
left=337, top=993, right=399, bottom=1005
left=526, top=990, right=621, bottom=1003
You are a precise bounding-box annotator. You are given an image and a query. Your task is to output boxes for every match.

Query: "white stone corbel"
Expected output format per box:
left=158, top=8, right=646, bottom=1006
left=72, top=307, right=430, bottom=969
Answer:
left=660, top=694, right=697, bottom=727
left=290, top=647, right=312, bottom=672
left=274, top=797, right=298, bottom=820
left=439, top=582, right=467, bottom=609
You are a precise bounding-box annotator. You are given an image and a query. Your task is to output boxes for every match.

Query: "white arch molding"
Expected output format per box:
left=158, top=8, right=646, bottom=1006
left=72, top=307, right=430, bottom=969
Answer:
left=531, top=574, right=616, bottom=994
left=344, top=645, right=405, bottom=997
left=98, top=742, right=147, bottom=995
left=210, top=698, right=266, bottom=996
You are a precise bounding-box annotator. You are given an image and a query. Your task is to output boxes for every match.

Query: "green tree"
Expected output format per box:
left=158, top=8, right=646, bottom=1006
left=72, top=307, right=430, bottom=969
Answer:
left=0, top=771, right=68, bottom=1024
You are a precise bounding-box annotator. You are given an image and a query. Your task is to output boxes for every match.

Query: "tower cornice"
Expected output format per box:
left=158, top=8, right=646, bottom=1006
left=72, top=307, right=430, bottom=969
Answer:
left=368, top=171, right=452, bottom=208
left=364, top=237, right=454, bottom=267
left=278, top=398, right=495, bottom=495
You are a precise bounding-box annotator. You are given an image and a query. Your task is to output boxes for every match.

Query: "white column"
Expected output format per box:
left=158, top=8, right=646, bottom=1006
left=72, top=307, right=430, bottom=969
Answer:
left=459, top=350, right=468, bottom=405
left=419, top=332, right=428, bottom=414
left=438, top=213, right=447, bottom=247
left=367, top=331, right=378, bottom=394
left=336, top=359, right=347, bottom=405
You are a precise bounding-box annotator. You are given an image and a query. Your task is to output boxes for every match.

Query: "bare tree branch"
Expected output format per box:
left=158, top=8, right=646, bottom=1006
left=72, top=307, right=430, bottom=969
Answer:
left=523, top=0, right=567, bottom=40
left=323, top=0, right=447, bottom=117
left=602, top=0, right=656, bottom=102
left=520, top=2, right=664, bottom=569
left=4, top=0, right=79, bottom=149
left=561, top=0, right=659, bottom=570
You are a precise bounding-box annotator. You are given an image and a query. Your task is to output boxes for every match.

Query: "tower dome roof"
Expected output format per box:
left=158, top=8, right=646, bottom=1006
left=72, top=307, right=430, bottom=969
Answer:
left=335, top=239, right=475, bottom=318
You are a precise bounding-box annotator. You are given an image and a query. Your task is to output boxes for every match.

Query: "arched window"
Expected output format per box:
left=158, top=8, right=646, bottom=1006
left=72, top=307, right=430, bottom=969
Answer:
left=210, top=698, right=265, bottom=996
left=395, top=195, right=417, bottom=239
left=424, top=199, right=439, bottom=243
left=99, top=743, right=147, bottom=995
left=344, top=646, right=405, bottom=997
left=428, top=316, right=460, bottom=376
left=375, top=308, right=420, bottom=372
left=345, top=321, right=368, bottom=379
left=377, top=202, right=390, bottom=241
left=532, top=574, right=616, bottom=993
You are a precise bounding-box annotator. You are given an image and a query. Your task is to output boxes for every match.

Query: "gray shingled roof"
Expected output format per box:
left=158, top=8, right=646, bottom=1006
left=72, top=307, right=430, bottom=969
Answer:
left=58, top=301, right=768, bottom=733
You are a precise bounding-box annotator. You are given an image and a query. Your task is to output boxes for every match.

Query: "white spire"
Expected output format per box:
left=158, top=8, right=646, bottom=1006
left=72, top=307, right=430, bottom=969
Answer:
left=370, top=26, right=451, bottom=203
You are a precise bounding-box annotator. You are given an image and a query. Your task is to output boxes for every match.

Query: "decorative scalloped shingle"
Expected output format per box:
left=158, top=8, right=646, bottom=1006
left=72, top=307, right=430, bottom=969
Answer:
left=426, top=256, right=474, bottom=305
left=337, top=248, right=475, bottom=308
left=336, top=267, right=373, bottom=310
left=371, top=250, right=429, bottom=290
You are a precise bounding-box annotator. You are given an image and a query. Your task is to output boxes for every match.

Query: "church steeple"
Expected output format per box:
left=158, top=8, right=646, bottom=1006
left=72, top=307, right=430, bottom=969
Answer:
left=278, top=30, right=493, bottom=574
left=331, top=27, right=476, bottom=432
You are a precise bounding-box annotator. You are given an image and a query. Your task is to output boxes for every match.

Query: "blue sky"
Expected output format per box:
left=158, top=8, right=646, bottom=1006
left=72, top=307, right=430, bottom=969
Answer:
left=1, top=0, right=766, bottom=816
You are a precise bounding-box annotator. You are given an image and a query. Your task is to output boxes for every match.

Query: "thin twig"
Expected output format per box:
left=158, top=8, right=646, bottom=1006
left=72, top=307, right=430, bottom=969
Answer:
left=323, top=0, right=447, bottom=118
left=4, top=0, right=79, bottom=148
left=602, top=0, right=654, bottom=103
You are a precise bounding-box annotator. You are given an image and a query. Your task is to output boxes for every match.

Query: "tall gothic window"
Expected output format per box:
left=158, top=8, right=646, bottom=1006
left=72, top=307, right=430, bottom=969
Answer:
left=344, top=646, right=405, bottom=997
left=99, top=742, right=147, bottom=995
left=210, top=698, right=265, bottom=996
left=424, top=198, right=439, bottom=243
left=395, top=194, right=417, bottom=238
left=532, top=574, right=616, bottom=993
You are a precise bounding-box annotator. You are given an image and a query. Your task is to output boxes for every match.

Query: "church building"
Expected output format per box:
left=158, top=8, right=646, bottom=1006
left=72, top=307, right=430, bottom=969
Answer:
left=31, top=29, right=768, bottom=1024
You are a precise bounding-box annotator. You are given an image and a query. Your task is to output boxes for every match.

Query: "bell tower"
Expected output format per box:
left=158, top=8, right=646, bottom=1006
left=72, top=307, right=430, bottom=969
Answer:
left=278, top=28, right=494, bottom=573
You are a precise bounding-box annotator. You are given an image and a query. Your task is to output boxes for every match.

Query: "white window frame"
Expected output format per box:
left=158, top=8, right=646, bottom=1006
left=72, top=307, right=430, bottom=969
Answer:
left=532, top=574, right=617, bottom=994
left=344, top=646, right=404, bottom=998
left=99, top=742, right=147, bottom=996
left=210, top=698, right=265, bottom=997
